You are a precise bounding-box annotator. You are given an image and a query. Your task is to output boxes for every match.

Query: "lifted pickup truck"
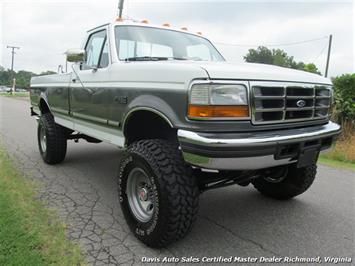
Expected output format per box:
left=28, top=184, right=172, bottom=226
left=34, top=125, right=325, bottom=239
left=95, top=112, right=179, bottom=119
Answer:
left=30, top=20, right=341, bottom=247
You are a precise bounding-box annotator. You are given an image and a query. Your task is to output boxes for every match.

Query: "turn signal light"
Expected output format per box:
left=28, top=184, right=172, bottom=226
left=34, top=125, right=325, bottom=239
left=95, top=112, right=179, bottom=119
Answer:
left=188, top=105, right=249, bottom=119
left=141, top=19, right=149, bottom=24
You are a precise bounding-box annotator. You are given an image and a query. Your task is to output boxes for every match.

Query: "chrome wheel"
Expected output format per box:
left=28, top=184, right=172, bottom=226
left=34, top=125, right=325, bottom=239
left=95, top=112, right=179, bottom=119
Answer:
left=126, top=168, right=155, bottom=222
left=39, top=126, right=47, bottom=153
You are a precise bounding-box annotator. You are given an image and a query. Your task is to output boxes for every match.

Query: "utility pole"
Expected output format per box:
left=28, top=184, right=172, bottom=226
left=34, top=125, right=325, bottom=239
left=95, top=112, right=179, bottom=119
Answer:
left=325, top=34, right=332, bottom=78
left=118, top=0, right=124, bottom=18
left=6, top=45, right=20, bottom=94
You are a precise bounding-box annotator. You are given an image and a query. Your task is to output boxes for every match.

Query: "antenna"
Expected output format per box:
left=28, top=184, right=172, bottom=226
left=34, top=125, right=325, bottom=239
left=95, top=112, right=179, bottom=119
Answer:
left=324, top=34, right=332, bottom=78
left=118, top=0, right=124, bottom=18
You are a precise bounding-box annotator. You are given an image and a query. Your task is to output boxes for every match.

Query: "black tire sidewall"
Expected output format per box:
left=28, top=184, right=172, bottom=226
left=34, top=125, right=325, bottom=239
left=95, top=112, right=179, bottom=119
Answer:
left=252, top=163, right=317, bottom=199
left=119, top=153, right=164, bottom=243
left=37, top=116, right=49, bottom=160
left=37, top=113, right=67, bottom=164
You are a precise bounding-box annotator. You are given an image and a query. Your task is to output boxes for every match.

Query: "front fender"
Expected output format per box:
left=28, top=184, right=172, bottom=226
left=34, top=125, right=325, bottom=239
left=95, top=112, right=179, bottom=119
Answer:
left=123, top=95, right=180, bottom=129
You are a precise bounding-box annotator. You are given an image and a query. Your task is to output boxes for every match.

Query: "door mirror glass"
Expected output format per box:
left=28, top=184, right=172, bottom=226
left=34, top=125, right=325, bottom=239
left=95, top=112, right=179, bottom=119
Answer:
left=66, top=49, right=86, bottom=63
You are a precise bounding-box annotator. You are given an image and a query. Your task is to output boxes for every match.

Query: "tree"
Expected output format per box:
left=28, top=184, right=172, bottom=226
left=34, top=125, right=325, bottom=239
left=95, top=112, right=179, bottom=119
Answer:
left=0, top=66, right=12, bottom=86
left=244, top=46, right=273, bottom=65
left=303, top=63, right=321, bottom=75
left=332, top=73, right=355, bottom=122
left=244, top=46, right=321, bottom=75
left=0, top=66, right=56, bottom=88
left=39, top=70, right=56, bottom=76
left=15, top=70, right=36, bottom=88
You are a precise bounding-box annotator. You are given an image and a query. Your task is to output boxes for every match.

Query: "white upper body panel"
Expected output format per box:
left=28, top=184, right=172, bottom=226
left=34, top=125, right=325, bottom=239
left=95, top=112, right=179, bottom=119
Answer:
left=31, top=21, right=332, bottom=87
left=187, top=61, right=331, bottom=84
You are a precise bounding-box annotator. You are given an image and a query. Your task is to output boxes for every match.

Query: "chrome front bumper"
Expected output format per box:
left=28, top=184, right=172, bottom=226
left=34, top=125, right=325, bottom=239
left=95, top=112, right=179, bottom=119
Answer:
left=178, top=122, right=341, bottom=170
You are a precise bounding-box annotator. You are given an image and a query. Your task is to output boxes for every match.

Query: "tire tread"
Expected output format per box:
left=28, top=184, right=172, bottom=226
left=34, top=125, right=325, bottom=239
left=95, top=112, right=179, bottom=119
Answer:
left=124, top=139, right=199, bottom=247
left=38, top=113, right=67, bottom=164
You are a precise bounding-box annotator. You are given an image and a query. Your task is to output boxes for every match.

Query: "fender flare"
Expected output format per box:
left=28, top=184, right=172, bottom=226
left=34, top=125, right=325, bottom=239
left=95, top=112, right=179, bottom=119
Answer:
left=122, top=95, right=179, bottom=132
left=38, top=93, right=51, bottom=114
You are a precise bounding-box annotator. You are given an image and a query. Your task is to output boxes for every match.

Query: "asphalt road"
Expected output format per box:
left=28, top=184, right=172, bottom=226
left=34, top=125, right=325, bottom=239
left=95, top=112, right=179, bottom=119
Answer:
left=0, top=96, right=354, bottom=266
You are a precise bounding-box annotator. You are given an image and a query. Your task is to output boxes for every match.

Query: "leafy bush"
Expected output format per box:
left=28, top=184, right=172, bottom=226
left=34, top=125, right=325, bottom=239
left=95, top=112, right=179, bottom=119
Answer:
left=332, top=73, right=355, bottom=123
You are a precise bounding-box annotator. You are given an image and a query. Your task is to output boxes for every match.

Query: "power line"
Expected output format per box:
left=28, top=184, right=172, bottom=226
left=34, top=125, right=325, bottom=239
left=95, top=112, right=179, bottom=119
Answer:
left=312, top=41, right=328, bottom=63
left=214, top=36, right=328, bottom=47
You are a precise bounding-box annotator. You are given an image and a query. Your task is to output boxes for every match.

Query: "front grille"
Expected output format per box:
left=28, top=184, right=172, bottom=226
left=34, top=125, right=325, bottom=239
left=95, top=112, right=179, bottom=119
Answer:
left=251, top=82, right=331, bottom=124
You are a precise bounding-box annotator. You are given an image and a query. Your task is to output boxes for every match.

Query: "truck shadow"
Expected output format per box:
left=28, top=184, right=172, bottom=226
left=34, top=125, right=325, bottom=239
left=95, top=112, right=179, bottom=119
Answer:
left=58, top=142, right=346, bottom=258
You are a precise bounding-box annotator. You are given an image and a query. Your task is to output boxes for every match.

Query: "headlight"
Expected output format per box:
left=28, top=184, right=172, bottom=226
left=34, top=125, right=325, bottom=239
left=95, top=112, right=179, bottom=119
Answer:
left=188, top=83, right=249, bottom=119
left=210, top=85, right=248, bottom=105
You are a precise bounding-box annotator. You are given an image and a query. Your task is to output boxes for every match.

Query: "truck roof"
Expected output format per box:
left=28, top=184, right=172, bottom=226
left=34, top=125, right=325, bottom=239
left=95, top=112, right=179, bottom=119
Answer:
left=87, top=20, right=205, bottom=38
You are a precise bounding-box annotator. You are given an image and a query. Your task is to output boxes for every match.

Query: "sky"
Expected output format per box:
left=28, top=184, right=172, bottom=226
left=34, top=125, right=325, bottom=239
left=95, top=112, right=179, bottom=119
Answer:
left=0, top=0, right=354, bottom=78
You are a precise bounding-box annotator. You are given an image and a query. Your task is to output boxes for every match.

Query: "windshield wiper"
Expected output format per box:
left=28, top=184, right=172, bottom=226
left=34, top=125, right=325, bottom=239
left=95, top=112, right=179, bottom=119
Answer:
left=125, top=56, right=168, bottom=61
left=125, top=56, right=188, bottom=61
left=170, top=57, right=188, bottom=60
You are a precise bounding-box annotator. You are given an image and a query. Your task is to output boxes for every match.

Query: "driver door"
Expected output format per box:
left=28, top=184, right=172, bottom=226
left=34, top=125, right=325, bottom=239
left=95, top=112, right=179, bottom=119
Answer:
left=70, top=29, right=110, bottom=125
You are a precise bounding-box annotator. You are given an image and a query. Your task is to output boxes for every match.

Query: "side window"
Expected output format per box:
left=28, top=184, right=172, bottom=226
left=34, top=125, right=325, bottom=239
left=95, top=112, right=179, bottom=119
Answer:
left=82, top=30, right=107, bottom=70
left=99, top=40, right=109, bottom=68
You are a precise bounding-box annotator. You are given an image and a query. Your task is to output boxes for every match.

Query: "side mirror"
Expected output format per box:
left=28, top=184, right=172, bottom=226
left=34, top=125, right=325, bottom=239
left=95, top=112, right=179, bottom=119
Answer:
left=66, top=49, right=86, bottom=63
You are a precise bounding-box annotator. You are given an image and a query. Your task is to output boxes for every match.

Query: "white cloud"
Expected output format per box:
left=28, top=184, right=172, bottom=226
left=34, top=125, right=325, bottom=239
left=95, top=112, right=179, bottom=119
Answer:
left=0, top=0, right=353, bottom=77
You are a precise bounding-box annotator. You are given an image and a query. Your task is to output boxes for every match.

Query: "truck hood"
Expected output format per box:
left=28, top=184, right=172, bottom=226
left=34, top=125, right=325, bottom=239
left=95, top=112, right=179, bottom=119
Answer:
left=189, top=61, right=331, bottom=85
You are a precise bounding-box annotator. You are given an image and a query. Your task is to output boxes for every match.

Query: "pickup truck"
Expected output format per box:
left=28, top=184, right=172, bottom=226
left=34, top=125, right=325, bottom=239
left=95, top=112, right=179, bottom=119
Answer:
left=30, top=20, right=341, bottom=248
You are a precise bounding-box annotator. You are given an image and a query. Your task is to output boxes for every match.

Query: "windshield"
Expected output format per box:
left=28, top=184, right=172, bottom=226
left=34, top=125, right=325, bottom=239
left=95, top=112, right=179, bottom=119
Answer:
left=115, top=25, right=225, bottom=62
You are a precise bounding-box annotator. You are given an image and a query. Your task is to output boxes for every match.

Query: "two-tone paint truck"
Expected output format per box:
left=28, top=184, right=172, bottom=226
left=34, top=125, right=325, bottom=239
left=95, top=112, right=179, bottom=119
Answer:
left=30, top=20, right=341, bottom=247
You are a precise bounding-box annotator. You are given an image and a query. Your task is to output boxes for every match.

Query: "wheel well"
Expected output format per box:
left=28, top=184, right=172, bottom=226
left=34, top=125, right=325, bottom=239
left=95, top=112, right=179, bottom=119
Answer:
left=39, top=99, right=50, bottom=114
left=124, top=110, right=176, bottom=146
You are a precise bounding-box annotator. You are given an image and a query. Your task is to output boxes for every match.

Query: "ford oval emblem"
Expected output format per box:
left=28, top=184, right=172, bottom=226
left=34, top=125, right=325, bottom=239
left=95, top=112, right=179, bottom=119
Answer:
left=296, top=100, right=306, bottom=108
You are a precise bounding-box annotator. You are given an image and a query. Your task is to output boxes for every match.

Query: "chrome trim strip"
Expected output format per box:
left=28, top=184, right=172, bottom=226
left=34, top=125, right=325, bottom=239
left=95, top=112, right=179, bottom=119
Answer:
left=181, top=152, right=295, bottom=170
left=177, top=121, right=341, bottom=148
left=54, top=114, right=125, bottom=147
left=72, top=112, right=108, bottom=125
left=51, top=106, right=69, bottom=115
left=108, top=120, right=120, bottom=127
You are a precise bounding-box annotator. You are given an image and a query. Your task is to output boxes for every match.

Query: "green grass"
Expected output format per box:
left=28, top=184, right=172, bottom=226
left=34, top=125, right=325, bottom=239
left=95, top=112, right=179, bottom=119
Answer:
left=318, top=155, right=355, bottom=171
left=0, top=144, right=85, bottom=266
left=0, top=92, right=29, bottom=97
